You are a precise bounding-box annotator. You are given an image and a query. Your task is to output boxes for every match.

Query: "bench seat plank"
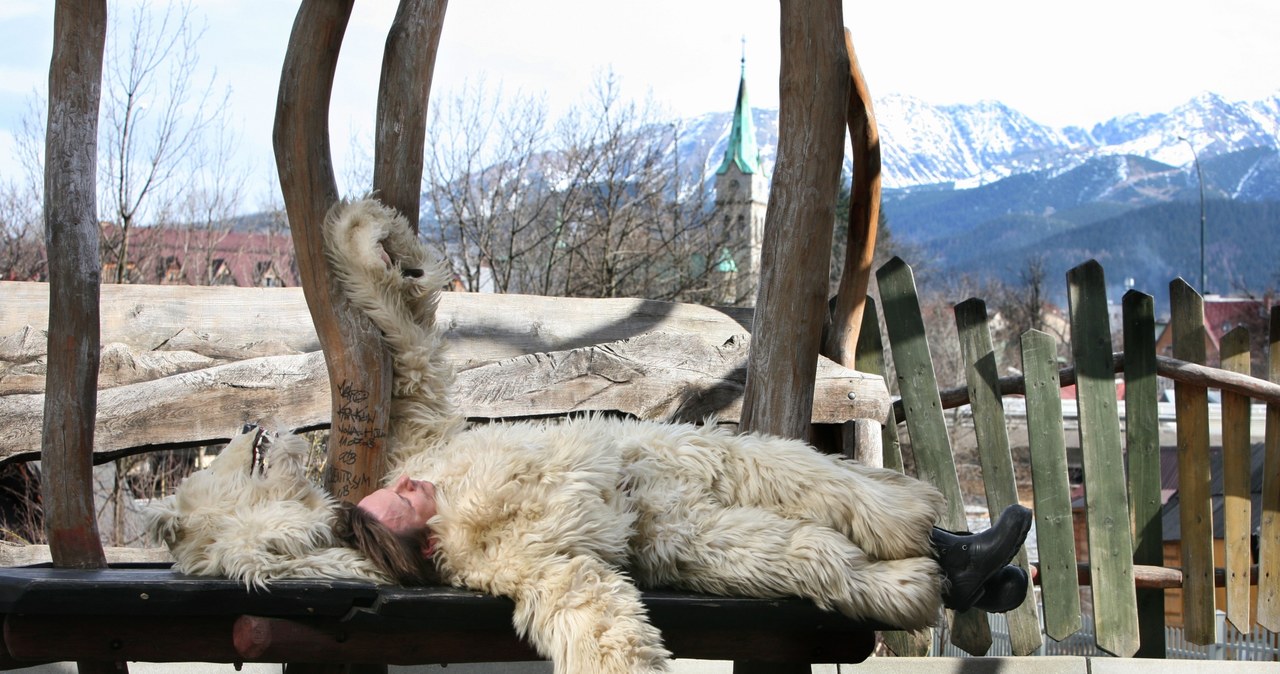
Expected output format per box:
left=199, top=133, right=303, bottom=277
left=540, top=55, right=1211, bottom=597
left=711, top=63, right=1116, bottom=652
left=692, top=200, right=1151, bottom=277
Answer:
left=0, top=565, right=878, bottom=666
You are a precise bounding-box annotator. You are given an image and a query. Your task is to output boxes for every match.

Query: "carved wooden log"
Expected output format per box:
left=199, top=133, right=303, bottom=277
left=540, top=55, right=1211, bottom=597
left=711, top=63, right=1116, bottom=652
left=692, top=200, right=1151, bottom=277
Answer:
left=0, top=281, right=752, bottom=368
left=0, top=333, right=889, bottom=464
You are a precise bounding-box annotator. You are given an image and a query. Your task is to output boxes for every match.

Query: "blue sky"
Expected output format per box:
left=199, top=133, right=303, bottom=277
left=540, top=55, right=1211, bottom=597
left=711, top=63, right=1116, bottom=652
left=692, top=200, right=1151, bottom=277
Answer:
left=1, top=0, right=1277, bottom=201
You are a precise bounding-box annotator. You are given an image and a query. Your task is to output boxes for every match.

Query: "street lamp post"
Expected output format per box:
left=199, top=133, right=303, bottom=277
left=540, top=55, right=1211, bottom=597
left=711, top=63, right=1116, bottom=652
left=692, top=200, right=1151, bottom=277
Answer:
left=1178, top=135, right=1207, bottom=294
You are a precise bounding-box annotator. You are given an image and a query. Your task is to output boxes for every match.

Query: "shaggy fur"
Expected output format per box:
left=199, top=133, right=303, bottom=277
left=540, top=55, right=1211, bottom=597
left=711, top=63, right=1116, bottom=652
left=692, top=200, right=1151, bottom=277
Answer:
left=149, top=198, right=949, bottom=674
left=144, top=427, right=390, bottom=587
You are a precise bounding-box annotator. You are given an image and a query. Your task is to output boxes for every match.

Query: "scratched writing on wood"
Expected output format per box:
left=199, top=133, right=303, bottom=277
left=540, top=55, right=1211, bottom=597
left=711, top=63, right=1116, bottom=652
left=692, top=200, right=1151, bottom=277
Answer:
left=329, top=379, right=386, bottom=497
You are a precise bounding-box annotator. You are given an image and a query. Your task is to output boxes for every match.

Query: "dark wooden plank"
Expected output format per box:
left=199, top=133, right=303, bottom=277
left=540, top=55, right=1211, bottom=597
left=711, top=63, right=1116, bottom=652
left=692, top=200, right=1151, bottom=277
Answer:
left=1020, top=329, right=1082, bottom=641
left=1066, top=260, right=1138, bottom=657
left=1260, top=306, right=1280, bottom=631
left=1219, top=326, right=1253, bottom=632
left=738, top=0, right=848, bottom=443
left=5, top=614, right=241, bottom=663
left=42, top=0, right=109, bottom=571
left=1168, top=278, right=1215, bottom=644
left=0, top=567, right=378, bottom=617
left=875, top=257, right=988, bottom=654
left=953, top=299, right=1041, bottom=655
left=1121, top=289, right=1165, bottom=658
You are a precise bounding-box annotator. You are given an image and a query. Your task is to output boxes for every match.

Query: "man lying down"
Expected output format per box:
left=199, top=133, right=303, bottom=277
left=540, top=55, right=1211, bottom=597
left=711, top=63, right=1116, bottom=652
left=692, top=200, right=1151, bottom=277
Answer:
left=146, top=198, right=1032, bottom=674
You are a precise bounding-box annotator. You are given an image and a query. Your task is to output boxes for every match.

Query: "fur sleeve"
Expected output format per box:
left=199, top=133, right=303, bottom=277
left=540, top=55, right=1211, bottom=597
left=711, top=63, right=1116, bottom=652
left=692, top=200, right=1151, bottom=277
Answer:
left=322, top=199, right=464, bottom=468
left=506, top=554, right=671, bottom=674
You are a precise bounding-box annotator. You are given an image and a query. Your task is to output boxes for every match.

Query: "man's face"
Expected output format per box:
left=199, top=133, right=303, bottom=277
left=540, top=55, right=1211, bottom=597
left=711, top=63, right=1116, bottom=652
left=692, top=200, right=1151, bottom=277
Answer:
left=358, top=474, right=438, bottom=535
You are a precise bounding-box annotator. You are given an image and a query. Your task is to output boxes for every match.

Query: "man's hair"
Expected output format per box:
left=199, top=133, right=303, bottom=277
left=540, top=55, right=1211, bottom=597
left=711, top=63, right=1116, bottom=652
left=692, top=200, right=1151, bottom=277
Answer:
left=333, top=502, right=441, bottom=585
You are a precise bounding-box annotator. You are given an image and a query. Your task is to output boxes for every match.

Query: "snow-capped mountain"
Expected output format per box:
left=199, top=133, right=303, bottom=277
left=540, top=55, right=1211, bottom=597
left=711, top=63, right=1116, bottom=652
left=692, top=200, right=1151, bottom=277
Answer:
left=679, top=90, right=1280, bottom=192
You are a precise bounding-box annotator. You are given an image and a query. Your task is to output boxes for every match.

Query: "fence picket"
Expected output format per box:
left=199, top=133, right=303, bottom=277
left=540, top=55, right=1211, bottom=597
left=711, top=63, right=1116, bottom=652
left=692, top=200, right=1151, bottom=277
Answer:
left=1067, top=260, right=1139, bottom=656
left=876, top=257, right=991, bottom=655
left=1169, top=278, right=1216, bottom=644
left=953, top=299, right=1042, bottom=655
left=855, top=296, right=905, bottom=474
left=1220, top=327, right=1254, bottom=633
left=1019, top=328, right=1082, bottom=641
left=1122, top=289, right=1167, bottom=658
left=1259, top=307, right=1280, bottom=631
left=856, top=294, right=928, bottom=657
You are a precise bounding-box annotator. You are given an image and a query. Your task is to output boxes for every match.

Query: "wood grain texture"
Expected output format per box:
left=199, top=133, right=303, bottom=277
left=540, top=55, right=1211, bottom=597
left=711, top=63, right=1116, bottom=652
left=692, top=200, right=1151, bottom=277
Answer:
left=274, top=0, right=393, bottom=504
left=1067, top=260, right=1138, bottom=657
left=1219, top=326, right=1253, bottom=632
left=372, top=0, right=446, bottom=225
left=41, top=0, right=108, bottom=570
left=1169, top=278, right=1215, bottom=644
left=1020, top=329, right=1081, bottom=641
left=739, top=0, right=847, bottom=442
left=1256, top=306, right=1280, bottom=631
left=0, top=281, right=753, bottom=366
left=1121, top=289, right=1166, bottom=658
left=953, top=299, right=1041, bottom=656
left=824, top=28, right=880, bottom=368
left=1, top=334, right=887, bottom=464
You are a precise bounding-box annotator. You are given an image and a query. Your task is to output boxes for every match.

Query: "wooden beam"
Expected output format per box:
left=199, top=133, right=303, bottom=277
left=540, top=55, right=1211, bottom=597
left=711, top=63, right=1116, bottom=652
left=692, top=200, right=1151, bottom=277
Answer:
left=893, top=350, right=1280, bottom=421
left=1, top=334, right=889, bottom=464
left=274, top=1, right=393, bottom=504
left=41, top=0, right=109, bottom=570
left=372, top=0, right=447, bottom=226
left=824, top=28, right=881, bottom=368
left=740, top=0, right=848, bottom=442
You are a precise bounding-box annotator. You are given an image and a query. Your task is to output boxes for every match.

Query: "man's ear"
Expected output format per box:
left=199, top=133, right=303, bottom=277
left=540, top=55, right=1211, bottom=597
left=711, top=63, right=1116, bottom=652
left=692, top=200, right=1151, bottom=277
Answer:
left=420, top=536, right=437, bottom=560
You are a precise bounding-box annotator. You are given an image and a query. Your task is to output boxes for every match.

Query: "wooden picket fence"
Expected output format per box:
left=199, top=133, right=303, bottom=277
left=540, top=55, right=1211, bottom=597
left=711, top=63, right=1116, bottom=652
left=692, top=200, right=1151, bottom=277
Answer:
left=862, top=256, right=1280, bottom=658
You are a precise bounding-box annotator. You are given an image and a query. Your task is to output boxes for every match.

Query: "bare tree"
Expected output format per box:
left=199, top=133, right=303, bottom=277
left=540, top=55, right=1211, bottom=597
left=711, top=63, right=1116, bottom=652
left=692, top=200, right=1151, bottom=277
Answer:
left=164, top=120, right=248, bottom=285
left=98, top=0, right=225, bottom=284
left=0, top=98, right=50, bottom=280
left=422, top=79, right=557, bottom=293
left=423, top=73, right=731, bottom=303
left=547, top=72, right=728, bottom=301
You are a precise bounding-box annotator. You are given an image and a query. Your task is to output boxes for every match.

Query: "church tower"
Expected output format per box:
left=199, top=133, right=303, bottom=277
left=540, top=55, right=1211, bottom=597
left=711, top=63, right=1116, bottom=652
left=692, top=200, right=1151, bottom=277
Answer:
left=713, top=56, right=768, bottom=299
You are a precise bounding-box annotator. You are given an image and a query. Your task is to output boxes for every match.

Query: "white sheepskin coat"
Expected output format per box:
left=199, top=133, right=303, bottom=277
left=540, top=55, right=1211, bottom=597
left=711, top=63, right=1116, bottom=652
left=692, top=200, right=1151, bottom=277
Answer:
left=151, top=198, right=947, bottom=674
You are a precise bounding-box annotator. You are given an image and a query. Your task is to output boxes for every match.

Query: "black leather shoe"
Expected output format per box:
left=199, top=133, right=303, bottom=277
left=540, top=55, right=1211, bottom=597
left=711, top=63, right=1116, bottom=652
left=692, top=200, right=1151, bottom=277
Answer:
left=932, top=504, right=1032, bottom=612
left=973, top=564, right=1029, bottom=613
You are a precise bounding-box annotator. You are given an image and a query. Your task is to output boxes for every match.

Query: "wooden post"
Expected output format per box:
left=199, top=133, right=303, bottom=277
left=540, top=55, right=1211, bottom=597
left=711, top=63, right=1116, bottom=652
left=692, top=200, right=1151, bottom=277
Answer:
left=42, top=3, right=123, bottom=672
left=1169, top=278, right=1215, bottom=644
left=1218, top=327, right=1253, bottom=632
left=42, top=0, right=108, bottom=570
left=1258, top=306, right=1280, bottom=631
left=372, top=0, right=448, bottom=227
left=274, top=1, right=393, bottom=503
left=739, top=0, right=848, bottom=443
left=824, top=28, right=881, bottom=369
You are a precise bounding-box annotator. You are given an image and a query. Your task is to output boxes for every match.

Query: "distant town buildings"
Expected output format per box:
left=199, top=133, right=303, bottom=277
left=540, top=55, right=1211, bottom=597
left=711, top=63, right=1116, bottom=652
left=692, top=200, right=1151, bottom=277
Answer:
left=98, top=223, right=298, bottom=288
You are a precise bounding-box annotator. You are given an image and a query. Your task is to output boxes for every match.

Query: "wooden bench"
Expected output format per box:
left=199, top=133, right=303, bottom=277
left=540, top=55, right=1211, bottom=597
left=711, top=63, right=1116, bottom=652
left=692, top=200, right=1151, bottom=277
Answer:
left=0, top=564, right=881, bottom=667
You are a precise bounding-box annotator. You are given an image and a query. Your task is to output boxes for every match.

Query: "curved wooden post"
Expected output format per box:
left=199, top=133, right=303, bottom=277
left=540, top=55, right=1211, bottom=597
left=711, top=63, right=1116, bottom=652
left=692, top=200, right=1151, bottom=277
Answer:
left=739, top=0, right=848, bottom=443
left=42, top=0, right=108, bottom=569
left=274, top=1, right=393, bottom=503
left=373, top=0, right=448, bottom=227
left=824, top=28, right=881, bottom=369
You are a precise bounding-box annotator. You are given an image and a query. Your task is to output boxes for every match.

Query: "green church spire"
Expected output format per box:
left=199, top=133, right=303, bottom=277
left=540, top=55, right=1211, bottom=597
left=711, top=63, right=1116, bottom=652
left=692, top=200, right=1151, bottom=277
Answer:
left=715, top=56, right=762, bottom=176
